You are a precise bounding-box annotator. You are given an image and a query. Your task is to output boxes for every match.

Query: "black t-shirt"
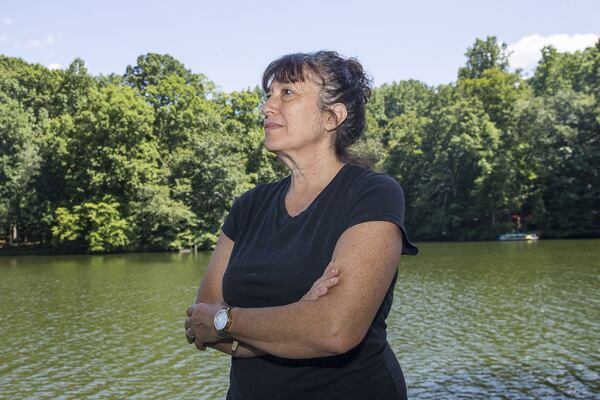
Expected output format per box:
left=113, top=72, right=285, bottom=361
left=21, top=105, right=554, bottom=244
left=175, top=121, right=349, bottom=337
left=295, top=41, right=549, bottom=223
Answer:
left=221, top=163, right=418, bottom=399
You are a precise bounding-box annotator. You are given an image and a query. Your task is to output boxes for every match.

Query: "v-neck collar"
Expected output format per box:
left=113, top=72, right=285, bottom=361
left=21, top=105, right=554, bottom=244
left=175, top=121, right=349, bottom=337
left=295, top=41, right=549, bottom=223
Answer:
left=278, top=164, right=349, bottom=222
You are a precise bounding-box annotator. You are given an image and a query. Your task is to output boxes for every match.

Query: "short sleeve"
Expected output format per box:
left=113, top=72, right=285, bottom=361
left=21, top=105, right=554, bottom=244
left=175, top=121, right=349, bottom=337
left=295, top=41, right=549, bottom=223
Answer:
left=221, top=190, right=251, bottom=241
left=345, top=174, right=418, bottom=255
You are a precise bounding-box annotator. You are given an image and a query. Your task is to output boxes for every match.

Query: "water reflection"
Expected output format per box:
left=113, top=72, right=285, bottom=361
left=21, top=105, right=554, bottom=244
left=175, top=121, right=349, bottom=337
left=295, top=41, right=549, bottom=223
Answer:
left=393, top=240, right=600, bottom=399
left=0, top=240, right=598, bottom=399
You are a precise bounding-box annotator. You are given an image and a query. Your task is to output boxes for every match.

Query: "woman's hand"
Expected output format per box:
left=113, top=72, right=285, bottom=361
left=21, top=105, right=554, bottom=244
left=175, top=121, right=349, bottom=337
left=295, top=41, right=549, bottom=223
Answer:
left=301, top=259, right=339, bottom=301
left=185, top=302, right=222, bottom=350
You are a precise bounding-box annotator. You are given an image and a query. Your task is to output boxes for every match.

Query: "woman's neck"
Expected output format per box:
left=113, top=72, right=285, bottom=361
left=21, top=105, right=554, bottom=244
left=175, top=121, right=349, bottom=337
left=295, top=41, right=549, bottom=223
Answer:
left=286, top=158, right=346, bottom=196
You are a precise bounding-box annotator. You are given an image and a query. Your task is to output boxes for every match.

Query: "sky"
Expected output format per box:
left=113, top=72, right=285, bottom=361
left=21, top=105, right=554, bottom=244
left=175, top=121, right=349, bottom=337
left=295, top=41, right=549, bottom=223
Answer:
left=1, top=0, right=599, bottom=93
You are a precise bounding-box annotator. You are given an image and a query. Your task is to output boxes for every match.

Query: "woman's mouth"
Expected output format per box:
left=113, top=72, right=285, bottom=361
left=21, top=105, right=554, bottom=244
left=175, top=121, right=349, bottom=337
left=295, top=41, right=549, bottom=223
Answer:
left=264, top=122, right=284, bottom=130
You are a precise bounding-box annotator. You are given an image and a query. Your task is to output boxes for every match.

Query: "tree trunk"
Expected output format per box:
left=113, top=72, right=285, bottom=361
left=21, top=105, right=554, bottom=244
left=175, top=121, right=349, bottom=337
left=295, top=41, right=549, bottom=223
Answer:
left=9, top=224, right=17, bottom=244
left=491, top=196, right=496, bottom=226
left=441, top=191, right=448, bottom=236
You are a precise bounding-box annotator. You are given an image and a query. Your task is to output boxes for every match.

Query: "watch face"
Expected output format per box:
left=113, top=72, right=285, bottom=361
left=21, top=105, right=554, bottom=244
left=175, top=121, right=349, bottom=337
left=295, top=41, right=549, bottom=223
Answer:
left=214, top=309, right=228, bottom=330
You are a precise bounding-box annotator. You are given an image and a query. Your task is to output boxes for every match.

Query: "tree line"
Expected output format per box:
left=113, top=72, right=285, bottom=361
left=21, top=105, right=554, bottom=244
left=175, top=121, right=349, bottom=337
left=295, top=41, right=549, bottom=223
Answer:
left=1, top=36, right=598, bottom=253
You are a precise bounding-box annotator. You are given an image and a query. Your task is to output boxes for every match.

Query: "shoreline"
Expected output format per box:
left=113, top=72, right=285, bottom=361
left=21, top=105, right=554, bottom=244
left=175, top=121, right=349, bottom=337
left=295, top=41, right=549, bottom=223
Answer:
left=2, top=237, right=599, bottom=257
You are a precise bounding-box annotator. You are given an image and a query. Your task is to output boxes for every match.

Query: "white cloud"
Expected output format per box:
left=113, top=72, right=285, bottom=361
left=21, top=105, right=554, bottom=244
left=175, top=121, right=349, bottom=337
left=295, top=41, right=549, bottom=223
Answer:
left=47, top=63, right=62, bottom=70
left=508, top=33, right=599, bottom=70
left=1, top=17, right=12, bottom=27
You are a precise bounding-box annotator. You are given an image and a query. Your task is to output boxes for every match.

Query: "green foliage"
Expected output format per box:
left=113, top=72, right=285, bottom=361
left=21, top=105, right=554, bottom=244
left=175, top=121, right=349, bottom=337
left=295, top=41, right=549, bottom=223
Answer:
left=517, top=89, right=600, bottom=237
left=0, top=93, right=41, bottom=241
left=1, top=38, right=598, bottom=252
left=57, top=84, right=161, bottom=205
left=458, top=36, right=510, bottom=80
left=375, top=37, right=599, bottom=240
left=126, top=184, right=197, bottom=251
left=0, top=55, right=64, bottom=119
left=531, top=41, right=600, bottom=97
left=51, top=196, right=130, bottom=252
left=124, top=53, right=214, bottom=96
left=458, top=68, right=524, bottom=131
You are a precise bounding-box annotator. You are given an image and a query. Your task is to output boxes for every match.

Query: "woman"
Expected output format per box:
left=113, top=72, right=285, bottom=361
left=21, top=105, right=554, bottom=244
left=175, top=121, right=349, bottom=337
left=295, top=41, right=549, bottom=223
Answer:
left=185, top=51, right=418, bottom=399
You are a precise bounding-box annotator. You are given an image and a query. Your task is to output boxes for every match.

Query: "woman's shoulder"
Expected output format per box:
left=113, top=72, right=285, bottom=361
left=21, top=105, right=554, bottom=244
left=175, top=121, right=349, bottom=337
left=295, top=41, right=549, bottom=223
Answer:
left=343, top=164, right=404, bottom=194
left=342, top=164, right=418, bottom=255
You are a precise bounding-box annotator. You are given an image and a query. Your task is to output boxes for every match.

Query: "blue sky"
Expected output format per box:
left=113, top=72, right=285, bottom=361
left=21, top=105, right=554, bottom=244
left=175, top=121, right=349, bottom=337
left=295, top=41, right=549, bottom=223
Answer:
left=1, top=0, right=598, bottom=92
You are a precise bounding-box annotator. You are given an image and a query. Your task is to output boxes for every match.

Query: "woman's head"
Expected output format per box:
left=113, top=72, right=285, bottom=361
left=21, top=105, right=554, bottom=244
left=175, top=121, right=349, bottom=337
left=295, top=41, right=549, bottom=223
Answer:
left=261, top=51, right=373, bottom=167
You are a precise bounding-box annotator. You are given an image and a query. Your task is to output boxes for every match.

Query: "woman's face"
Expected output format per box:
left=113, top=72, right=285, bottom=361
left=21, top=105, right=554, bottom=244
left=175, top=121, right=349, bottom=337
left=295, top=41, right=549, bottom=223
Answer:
left=261, top=74, right=330, bottom=155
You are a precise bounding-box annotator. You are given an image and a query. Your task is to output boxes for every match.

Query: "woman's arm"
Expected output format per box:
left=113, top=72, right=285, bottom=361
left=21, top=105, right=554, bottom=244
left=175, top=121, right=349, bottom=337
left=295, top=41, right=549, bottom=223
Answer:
left=187, top=220, right=403, bottom=359
left=185, top=231, right=265, bottom=358
left=185, top=231, right=340, bottom=358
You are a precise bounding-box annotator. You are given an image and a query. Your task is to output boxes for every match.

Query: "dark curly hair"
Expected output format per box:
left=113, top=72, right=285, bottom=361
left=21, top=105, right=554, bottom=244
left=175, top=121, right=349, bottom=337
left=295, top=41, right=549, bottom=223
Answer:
left=261, top=51, right=374, bottom=169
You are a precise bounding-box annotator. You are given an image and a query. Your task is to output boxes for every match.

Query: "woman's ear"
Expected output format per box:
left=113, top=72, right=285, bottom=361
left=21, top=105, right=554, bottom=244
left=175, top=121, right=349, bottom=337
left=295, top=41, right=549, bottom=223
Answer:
left=325, top=103, right=348, bottom=132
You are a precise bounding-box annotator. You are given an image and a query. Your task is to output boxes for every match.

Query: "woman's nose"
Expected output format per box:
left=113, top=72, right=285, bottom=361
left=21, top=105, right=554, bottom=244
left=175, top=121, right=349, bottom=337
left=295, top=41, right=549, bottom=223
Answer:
left=261, top=96, right=277, bottom=116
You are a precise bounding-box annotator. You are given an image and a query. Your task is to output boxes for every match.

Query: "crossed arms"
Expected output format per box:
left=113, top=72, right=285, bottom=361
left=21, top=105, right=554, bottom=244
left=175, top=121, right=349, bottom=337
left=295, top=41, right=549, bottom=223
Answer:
left=185, top=220, right=403, bottom=359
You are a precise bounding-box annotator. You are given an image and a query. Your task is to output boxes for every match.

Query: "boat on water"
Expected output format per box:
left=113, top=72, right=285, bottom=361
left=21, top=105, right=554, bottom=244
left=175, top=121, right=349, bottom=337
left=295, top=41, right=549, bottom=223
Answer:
left=497, top=232, right=539, bottom=241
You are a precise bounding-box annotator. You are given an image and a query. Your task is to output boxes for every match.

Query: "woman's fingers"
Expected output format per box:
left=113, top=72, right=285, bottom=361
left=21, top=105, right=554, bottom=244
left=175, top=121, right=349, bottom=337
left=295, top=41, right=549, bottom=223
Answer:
left=195, top=341, right=206, bottom=351
left=316, top=260, right=340, bottom=295
left=184, top=302, right=223, bottom=349
left=186, top=305, right=194, bottom=317
left=186, top=310, right=205, bottom=351
left=186, top=327, right=195, bottom=344
left=323, top=258, right=337, bottom=274
left=185, top=317, right=196, bottom=344
left=301, top=260, right=340, bottom=301
left=321, top=260, right=340, bottom=285
left=316, top=275, right=339, bottom=295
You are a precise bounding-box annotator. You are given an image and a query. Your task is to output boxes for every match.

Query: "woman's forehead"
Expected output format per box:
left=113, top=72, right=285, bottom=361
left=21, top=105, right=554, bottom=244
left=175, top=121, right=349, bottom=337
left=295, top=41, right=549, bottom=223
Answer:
left=267, top=73, right=322, bottom=92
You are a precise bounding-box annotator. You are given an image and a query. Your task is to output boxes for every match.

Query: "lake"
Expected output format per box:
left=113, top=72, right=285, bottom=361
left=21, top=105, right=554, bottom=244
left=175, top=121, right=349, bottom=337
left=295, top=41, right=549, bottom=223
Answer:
left=1, top=240, right=598, bottom=399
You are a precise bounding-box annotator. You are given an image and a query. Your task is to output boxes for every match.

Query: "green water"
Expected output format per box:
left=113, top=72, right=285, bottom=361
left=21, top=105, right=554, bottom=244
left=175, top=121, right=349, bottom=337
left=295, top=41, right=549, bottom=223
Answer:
left=1, top=240, right=598, bottom=399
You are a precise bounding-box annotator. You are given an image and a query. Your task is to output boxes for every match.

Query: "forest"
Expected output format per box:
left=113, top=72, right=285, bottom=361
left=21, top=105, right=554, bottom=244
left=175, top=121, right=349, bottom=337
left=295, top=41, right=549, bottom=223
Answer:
left=1, top=36, right=598, bottom=253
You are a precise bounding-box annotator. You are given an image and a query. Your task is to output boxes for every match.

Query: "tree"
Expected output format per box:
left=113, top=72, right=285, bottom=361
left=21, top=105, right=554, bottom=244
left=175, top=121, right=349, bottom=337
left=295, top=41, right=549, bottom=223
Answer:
left=381, top=111, right=429, bottom=222
left=169, top=131, right=249, bottom=249
left=146, top=73, right=222, bottom=153
left=458, top=68, right=524, bottom=132
left=0, top=55, right=64, bottom=119
left=531, top=40, right=600, bottom=97
left=51, top=195, right=130, bottom=252
left=517, top=89, right=600, bottom=237
left=58, top=58, right=95, bottom=115
left=367, top=80, right=434, bottom=146
left=124, top=183, right=197, bottom=251
left=413, top=86, right=501, bottom=240
left=58, top=84, right=161, bottom=205
left=124, top=53, right=214, bottom=96
left=0, top=93, right=41, bottom=244
left=1, top=42, right=598, bottom=251
left=458, top=36, right=510, bottom=80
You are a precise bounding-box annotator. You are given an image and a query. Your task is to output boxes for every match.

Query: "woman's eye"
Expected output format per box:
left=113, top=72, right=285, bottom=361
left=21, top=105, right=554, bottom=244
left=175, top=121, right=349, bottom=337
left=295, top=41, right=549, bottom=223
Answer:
left=282, top=88, right=293, bottom=96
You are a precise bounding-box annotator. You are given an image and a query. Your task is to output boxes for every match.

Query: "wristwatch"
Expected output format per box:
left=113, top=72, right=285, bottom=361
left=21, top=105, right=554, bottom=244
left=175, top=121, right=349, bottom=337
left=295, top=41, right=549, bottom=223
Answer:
left=214, top=306, right=234, bottom=339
